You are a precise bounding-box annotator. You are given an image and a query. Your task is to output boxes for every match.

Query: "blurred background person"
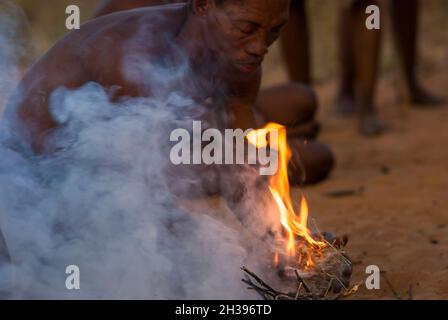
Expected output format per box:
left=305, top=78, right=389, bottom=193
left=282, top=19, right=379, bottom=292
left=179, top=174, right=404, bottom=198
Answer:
left=281, top=0, right=445, bottom=136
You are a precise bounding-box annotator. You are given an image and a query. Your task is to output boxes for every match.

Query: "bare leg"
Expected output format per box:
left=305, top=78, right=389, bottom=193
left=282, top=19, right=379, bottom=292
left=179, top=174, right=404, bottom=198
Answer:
left=288, top=139, right=334, bottom=186
left=337, top=0, right=386, bottom=136
left=256, top=83, right=319, bottom=139
left=334, top=1, right=357, bottom=115
left=256, top=84, right=334, bottom=185
left=390, top=0, right=445, bottom=106
left=280, top=0, right=311, bottom=84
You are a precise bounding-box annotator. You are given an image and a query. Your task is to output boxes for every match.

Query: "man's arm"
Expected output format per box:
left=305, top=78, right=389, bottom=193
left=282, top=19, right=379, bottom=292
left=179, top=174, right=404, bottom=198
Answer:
left=214, top=71, right=279, bottom=238
left=222, top=70, right=262, bottom=131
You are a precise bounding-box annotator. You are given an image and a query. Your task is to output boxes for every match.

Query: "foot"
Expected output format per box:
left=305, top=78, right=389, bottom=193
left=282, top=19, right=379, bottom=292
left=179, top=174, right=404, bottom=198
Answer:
left=410, top=86, right=446, bottom=107
left=334, top=94, right=357, bottom=116
left=287, top=140, right=335, bottom=186
left=359, top=113, right=388, bottom=137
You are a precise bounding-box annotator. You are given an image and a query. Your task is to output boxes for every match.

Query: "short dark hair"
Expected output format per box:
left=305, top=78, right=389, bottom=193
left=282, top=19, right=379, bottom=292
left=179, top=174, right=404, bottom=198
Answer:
left=215, top=0, right=242, bottom=5
left=188, top=0, right=237, bottom=10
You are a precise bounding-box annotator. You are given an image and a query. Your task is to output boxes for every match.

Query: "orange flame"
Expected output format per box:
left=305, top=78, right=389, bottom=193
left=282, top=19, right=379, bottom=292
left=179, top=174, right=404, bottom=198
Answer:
left=246, top=123, right=325, bottom=267
left=274, top=252, right=279, bottom=268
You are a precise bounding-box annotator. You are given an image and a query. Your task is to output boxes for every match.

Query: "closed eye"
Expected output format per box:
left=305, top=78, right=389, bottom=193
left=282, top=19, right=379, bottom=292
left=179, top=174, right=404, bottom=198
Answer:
left=235, top=20, right=259, bottom=35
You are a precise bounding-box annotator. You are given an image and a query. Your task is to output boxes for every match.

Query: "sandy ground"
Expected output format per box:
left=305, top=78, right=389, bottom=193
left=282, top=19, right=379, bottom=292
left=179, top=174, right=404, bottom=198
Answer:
left=185, top=61, right=448, bottom=300
left=291, top=64, right=448, bottom=300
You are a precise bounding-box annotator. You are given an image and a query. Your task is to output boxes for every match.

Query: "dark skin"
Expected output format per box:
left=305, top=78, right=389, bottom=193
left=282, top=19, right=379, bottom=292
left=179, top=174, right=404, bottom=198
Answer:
left=7, top=1, right=333, bottom=234
left=13, top=1, right=277, bottom=153
left=282, top=0, right=445, bottom=136
left=9, top=0, right=333, bottom=184
left=389, top=0, right=444, bottom=106
left=279, top=0, right=310, bottom=84
left=336, top=0, right=384, bottom=136
left=90, top=0, right=332, bottom=184
left=337, top=0, right=439, bottom=135
left=88, top=0, right=447, bottom=183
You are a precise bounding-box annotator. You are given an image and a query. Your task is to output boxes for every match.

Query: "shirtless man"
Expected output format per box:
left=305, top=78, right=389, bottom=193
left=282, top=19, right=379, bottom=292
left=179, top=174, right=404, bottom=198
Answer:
left=7, top=0, right=334, bottom=186
left=92, top=0, right=334, bottom=185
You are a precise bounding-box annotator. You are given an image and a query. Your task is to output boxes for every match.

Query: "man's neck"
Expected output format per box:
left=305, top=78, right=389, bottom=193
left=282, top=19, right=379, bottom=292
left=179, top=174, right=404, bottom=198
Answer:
left=162, top=14, right=224, bottom=102
left=175, top=15, right=218, bottom=79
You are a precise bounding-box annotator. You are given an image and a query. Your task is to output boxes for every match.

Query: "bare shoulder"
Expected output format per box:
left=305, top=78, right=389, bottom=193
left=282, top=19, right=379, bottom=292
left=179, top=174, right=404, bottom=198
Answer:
left=80, top=4, right=188, bottom=79
left=83, top=3, right=188, bottom=45
left=92, top=0, right=186, bottom=18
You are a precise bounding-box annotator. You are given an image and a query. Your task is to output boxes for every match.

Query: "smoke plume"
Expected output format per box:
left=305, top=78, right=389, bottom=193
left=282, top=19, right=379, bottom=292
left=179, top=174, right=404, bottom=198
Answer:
left=0, top=3, right=278, bottom=299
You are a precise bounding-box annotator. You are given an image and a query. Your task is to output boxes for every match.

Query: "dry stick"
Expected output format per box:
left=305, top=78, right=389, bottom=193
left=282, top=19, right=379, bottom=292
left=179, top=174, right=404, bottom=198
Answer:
left=283, top=218, right=351, bottom=298
left=322, top=239, right=352, bottom=267
left=243, top=268, right=312, bottom=300
left=310, top=218, right=351, bottom=268
left=295, top=282, right=303, bottom=300
left=294, top=269, right=311, bottom=293
left=241, top=267, right=279, bottom=294
left=242, top=275, right=277, bottom=300
left=242, top=277, right=275, bottom=300
left=322, top=270, right=347, bottom=293
left=242, top=269, right=309, bottom=301
left=242, top=278, right=270, bottom=300
left=331, top=274, right=347, bottom=291
left=324, top=278, right=334, bottom=298
left=242, top=267, right=355, bottom=301
left=324, top=188, right=364, bottom=198
left=310, top=218, right=351, bottom=264
left=311, top=218, right=322, bottom=237
left=335, top=281, right=363, bottom=300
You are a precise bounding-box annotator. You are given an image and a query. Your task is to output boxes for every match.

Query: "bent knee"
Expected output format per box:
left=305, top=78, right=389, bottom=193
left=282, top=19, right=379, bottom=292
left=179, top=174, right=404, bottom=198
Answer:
left=256, top=83, right=317, bottom=126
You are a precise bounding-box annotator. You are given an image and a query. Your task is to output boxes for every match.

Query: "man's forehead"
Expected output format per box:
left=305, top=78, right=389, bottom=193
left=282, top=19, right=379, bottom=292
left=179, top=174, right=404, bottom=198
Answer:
left=223, top=0, right=290, bottom=25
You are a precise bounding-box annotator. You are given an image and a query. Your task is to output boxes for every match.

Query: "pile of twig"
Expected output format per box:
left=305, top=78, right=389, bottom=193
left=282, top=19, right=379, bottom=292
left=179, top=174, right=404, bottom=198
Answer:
left=242, top=266, right=360, bottom=300
left=241, top=236, right=360, bottom=300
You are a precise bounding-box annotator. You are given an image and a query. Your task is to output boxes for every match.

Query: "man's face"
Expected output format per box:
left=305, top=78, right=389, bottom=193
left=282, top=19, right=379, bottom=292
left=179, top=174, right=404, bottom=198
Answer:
left=204, top=0, right=290, bottom=75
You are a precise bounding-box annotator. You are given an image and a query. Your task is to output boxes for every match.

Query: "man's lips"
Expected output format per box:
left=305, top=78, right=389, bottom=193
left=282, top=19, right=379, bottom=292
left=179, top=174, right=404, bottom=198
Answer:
left=235, top=62, right=261, bottom=74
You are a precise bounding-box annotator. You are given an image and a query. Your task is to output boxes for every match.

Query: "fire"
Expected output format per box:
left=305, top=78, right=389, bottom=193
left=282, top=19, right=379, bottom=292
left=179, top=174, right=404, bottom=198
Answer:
left=246, top=123, right=326, bottom=269
left=274, top=252, right=279, bottom=268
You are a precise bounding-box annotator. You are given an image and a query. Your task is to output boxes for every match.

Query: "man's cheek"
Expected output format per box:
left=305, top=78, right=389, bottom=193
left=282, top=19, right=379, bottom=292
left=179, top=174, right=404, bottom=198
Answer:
left=229, top=41, right=248, bottom=57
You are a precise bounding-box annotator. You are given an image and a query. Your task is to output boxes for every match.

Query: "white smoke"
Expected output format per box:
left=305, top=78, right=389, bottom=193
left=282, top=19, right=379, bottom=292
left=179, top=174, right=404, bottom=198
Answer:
left=0, top=81, right=277, bottom=299
left=0, top=3, right=281, bottom=299
left=0, top=0, right=33, bottom=115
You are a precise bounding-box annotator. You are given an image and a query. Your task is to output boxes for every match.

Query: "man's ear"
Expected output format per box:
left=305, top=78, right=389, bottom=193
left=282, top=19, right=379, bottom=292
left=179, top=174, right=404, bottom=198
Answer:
left=190, top=0, right=214, bottom=16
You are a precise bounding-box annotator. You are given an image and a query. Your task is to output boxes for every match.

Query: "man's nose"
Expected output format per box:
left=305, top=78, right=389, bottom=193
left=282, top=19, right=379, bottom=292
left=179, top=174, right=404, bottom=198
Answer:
left=246, top=39, right=268, bottom=58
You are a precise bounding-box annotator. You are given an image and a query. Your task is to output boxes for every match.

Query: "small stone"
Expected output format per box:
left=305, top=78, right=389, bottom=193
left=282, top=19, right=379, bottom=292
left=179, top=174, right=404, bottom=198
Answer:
left=380, top=165, right=390, bottom=175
